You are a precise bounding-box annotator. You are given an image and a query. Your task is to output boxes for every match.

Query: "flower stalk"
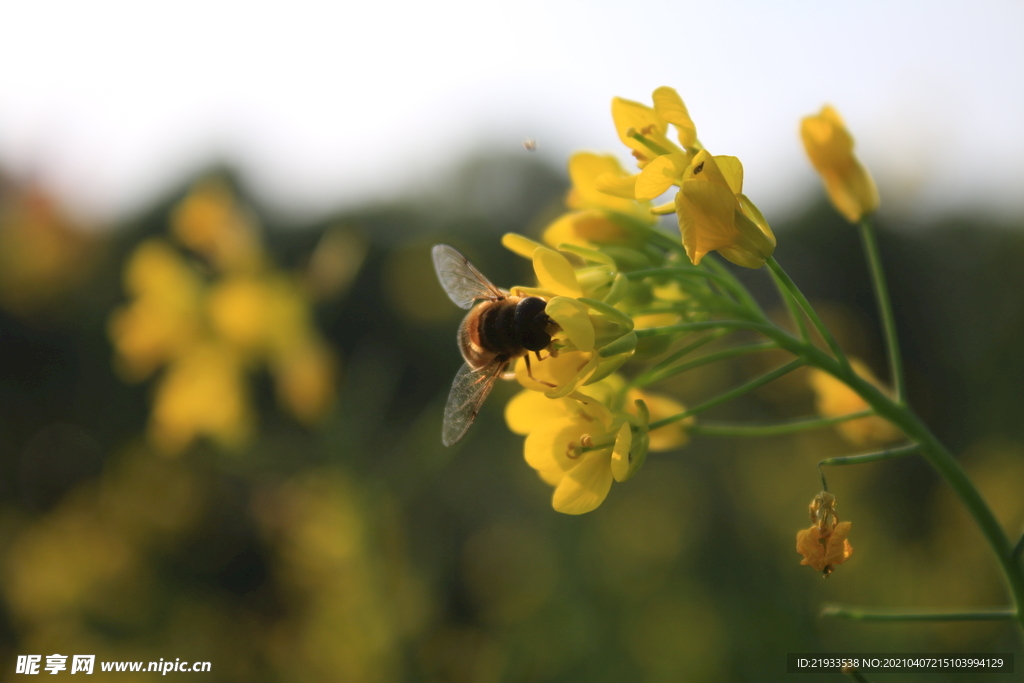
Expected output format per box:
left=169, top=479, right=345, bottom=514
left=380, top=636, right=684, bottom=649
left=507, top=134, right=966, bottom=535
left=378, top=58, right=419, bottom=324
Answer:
left=858, top=217, right=905, bottom=404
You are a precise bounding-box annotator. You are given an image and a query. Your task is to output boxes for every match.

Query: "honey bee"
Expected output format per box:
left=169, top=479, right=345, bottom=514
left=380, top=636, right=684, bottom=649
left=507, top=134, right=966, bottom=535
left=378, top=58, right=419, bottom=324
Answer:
left=432, top=244, right=559, bottom=446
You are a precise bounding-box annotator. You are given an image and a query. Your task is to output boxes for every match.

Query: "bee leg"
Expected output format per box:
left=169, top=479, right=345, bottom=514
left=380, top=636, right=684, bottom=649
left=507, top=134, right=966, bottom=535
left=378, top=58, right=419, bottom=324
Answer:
left=525, top=353, right=556, bottom=387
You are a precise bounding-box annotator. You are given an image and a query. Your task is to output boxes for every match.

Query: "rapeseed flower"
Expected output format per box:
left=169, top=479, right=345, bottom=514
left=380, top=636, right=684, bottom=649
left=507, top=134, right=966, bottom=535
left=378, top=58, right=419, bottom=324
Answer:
left=672, top=151, right=776, bottom=268
left=801, top=105, right=879, bottom=223
left=109, top=182, right=339, bottom=453
left=542, top=153, right=655, bottom=249
left=506, top=374, right=690, bottom=514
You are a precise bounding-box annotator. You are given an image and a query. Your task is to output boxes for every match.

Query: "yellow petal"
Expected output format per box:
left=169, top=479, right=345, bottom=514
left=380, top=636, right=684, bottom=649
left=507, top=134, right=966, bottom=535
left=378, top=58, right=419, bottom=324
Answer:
left=567, top=153, right=639, bottom=213
left=515, top=350, right=597, bottom=397
left=505, top=389, right=573, bottom=435
left=552, top=450, right=613, bottom=514
left=713, top=155, right=744, bottom=195
left=635, top=153, right=690, bottom=201
left=524, top=417, right=590, bottom=485
left=677, top=174, right=739, bottom=265
left=502, top=233, right=545, bottom=259
left=542, top=212, right=588, bottom=249
left=545, top=296, right=596, bottom=352
left=651, top=86, right=697, bottom=148
left=611, top=97, right=666, bottom=153
left=533, top=247, right=583, bottom=297
left=595, top=172, right=640, bottom=200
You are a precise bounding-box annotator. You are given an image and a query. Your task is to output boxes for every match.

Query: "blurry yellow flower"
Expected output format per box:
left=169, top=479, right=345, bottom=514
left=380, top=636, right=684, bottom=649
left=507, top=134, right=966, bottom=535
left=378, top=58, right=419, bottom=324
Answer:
left=809, top=358, right=901, bottom=446
left=171, top=179, right=262, bottom=271
left=108, top=240, right=204, bottom=380
left=271, top=338, right=338, bottom=425
left=110, top=183, right=338, bottom=453
left=206, top=277, right=272, bottom=356
left=796, top=492, right=853, bottom=576
left=675, top=150, right=776, bottom=268
left=801, top=105, right=879, bottom=223
left=149, top=344, right=253, bottom=454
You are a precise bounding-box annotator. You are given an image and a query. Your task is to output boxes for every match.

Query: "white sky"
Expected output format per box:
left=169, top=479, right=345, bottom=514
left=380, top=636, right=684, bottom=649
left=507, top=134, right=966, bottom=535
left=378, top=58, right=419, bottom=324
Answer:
left=1, top=0, right=1022, bottom=224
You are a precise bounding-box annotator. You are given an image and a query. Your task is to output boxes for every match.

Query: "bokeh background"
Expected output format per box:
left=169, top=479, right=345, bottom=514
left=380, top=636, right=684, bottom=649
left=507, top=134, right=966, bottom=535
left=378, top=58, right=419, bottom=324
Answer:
left=1, top=2, right=1023, bottom=681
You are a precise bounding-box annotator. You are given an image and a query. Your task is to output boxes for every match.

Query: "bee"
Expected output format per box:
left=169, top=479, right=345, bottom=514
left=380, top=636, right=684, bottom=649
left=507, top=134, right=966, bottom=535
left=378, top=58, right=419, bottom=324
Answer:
left=432, top=244, right=559, bottom=446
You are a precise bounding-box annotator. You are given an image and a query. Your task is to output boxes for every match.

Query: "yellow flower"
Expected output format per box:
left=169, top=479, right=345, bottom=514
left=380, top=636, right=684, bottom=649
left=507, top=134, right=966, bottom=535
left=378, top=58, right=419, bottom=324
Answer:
left=149, top=344, right=253, bottom=453
left=171, top=179, right=262, bottom=272
left=796, top=492, right=853, bottom=576
left=801, top=105, right=879, bottom=223
left=542, top=153, right=655, bottom=249
left=110, top=184, right=338, bottom=453
left=809, top=358, right=901, bottom=446
left=611, top=87, right=696, bottom=167
left=108, top=240, right=204, bottom=380
left=505, top=376, right=685, bottom=514
left=674, top=150, right=776, bottom=268
left=509, top=383, right=635, bottom=514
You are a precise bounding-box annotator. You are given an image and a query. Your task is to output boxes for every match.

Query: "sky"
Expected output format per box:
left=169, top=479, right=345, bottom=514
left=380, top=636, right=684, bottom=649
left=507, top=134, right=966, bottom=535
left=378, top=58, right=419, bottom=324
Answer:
left=1, top=0, right=1022, bottom=225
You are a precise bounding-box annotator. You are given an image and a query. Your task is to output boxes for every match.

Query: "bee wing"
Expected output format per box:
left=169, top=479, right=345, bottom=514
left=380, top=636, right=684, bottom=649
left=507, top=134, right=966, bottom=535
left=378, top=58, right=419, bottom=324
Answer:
left=442, top=360, right=507, bottom=446
left=432, top=244, right=506, bottom=310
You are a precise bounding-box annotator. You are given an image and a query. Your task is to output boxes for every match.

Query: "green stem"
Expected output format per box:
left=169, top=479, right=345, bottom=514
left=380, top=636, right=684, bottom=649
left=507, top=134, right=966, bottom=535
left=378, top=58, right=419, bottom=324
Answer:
left=818, top=444, right=919, bottom=468
left=644, top=330, right=731, bottom=375
left=647, top=359, right=805, bottom=431
left=702, top=254, right=764, bottom=314
left=859, top=218, right=905, bottom=404
left=821, top=605, right=1016, bottom=622
left=1013, top=532, right=1024, bottom=563
left=766, top=257, right=849, bottom=369
left=688, top=410, right=874, bottom=437
left=768, top=265, right=810, bottom=341
left=634, top=319, right=778, bottom=338
left=634, top=342, right=776, bottom=388
left=817, top=443, right=919, bottom=492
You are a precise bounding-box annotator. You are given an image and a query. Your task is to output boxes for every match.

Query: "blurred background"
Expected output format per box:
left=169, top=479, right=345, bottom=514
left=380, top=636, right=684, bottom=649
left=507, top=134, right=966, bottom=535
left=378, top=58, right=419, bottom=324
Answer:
left=1, top=1, right=1023, bottom=681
